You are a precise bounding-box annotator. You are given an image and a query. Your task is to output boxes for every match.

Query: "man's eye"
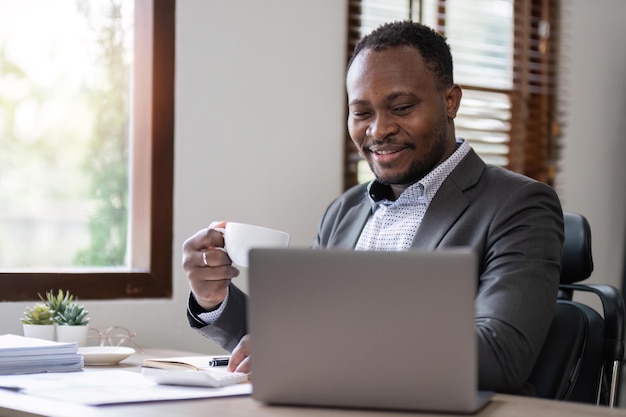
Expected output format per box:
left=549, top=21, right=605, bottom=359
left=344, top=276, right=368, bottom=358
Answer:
left=394, top=104, right=413, bottom=113
left=352, top=111, right=370, bottom=119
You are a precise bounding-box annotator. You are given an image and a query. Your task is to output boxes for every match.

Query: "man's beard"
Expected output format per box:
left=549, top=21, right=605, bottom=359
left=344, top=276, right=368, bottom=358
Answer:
left=370, top=128, right=450, bottom=186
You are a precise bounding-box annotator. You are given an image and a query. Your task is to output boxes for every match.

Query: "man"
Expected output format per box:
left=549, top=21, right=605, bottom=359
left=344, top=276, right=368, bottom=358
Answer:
left=182, top=21, right=563, bottom=394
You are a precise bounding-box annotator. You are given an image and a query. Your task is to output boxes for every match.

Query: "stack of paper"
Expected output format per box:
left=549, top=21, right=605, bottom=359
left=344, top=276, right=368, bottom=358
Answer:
left=0, top=334, right=83, bottom=374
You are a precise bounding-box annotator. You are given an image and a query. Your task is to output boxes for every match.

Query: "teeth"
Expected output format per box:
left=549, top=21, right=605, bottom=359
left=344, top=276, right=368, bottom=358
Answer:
left=374, top=149, right=396, bottom=155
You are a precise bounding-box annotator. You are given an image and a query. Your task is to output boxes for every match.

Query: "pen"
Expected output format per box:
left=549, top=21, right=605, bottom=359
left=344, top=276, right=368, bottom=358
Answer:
left=208, top=357, right=230, bottom=367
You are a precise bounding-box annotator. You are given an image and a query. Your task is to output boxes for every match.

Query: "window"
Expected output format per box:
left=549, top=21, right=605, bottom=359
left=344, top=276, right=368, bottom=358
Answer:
left=0, top=0, right=175, bottom=301
left=345, top=0, right=562, bottom=188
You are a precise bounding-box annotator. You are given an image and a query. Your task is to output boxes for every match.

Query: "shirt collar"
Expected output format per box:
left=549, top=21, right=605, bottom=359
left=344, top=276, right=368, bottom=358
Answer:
left=365, top=138, right=470, bottom=210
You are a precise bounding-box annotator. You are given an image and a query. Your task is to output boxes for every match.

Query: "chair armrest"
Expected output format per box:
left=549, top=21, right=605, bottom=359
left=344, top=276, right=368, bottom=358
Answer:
left=560, top=283, right=625, bottom=362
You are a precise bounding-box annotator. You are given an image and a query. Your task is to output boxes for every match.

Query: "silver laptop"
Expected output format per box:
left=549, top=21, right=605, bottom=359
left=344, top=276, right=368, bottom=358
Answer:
left=248, top=248, right=492, bottom=414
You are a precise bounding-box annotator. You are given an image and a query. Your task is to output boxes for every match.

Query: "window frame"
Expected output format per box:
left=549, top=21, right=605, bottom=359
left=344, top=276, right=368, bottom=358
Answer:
left=0, top=0, right=175, bottom=302
left=344, top=0, right=562, bottom=189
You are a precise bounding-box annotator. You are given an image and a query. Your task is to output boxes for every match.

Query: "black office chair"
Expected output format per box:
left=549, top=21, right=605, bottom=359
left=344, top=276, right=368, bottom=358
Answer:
left=528, top=212, right=625, bottom=407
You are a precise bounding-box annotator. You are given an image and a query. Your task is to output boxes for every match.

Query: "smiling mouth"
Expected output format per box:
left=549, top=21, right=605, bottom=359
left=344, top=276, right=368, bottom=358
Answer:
left=367, top=145, right=407, bottom=156
left=372, top=149, right=399, bottom=155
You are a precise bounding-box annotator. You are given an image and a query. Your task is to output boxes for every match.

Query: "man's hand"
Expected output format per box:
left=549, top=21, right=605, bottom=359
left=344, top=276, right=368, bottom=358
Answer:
left=182, top=221, right=240, bottom=310
left=227, top=334, right=251, bottom=374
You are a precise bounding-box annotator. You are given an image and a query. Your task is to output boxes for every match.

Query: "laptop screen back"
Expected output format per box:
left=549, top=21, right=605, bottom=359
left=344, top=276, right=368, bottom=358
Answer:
left=248, top=248, right=484, bottom=413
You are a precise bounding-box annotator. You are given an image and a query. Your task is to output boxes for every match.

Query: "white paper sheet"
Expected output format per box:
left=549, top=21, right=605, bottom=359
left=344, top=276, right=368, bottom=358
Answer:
left=0, top=370, right=252, bottom=405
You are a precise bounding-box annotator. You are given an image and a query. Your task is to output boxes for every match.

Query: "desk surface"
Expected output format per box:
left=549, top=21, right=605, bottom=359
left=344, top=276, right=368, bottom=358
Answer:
left=0, top=349, right=625, bottom=417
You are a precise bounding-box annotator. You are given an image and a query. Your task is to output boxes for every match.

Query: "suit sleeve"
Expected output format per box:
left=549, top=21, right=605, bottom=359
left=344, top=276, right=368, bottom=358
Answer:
left=474, top=181, right=563, bottom=393
left=186, top=283, right=248, bottom=352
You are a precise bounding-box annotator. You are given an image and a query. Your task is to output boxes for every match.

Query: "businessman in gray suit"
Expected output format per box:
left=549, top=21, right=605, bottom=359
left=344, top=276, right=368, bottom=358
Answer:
left=182, top=21, right=563, bottom=395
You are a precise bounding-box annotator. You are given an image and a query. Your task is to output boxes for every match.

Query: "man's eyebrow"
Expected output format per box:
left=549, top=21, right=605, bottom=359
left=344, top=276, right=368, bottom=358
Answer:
left=388, top=91, right=416, bottom=100
left=348, top=99, right=369, bottom=107
left=348, top=92, right=416, bottom=107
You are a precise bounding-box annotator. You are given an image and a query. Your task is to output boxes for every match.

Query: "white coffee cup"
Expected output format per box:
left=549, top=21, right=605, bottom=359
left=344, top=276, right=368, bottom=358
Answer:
left=223, top=222, right=290, bottom=267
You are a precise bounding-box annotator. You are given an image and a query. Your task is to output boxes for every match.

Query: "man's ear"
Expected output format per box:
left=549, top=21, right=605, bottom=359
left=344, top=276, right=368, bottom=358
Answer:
left=445, top=84, right=462, bottom=119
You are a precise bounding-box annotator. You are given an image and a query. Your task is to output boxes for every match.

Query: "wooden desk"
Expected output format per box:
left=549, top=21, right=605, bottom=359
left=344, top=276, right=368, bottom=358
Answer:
left=1, top=350, right=625, bottom=417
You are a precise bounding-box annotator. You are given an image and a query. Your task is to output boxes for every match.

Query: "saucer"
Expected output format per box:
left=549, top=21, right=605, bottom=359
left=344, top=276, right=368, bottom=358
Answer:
left=79, top=346, right=136, bottom=366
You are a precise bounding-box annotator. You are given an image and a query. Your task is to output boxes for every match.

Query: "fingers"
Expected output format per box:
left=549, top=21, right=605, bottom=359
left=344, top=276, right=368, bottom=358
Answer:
left=227, top=334, right=251, bottom=373
left=183, top=227, right=225, bottom=262
left=197, top=246, right=229, bottom=270
left=208, top=220, right=227, bottom=231
left=182, top=226, right=232, bottom=273
left=234, top=356, right=251, bottom=374
left=183, top=224, right=239, bottom=310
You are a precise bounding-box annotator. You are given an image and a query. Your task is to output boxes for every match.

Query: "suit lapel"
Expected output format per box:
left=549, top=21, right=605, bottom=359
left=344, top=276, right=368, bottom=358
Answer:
left=411, top=183, right=469, bottom=249
left=330, top=201, right=371, bottom=249
left=412, top=149, right=485, bottom=249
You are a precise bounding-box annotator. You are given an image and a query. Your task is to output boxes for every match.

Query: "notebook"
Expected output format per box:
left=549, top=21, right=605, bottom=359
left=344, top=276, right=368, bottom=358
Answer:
left=247, top=248, right=493, bottom=414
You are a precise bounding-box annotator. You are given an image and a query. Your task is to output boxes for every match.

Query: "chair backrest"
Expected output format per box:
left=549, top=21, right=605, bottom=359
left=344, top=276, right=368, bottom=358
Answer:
left=528, top=212, right=598, bottom=401
left=560, top=211, right=593, bottom=285
left=529, top=211, right=624, bottom=407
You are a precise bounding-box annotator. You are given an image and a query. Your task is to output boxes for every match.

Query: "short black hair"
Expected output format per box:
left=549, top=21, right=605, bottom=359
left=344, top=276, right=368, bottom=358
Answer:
left=347, top=21, right=454, bottom=89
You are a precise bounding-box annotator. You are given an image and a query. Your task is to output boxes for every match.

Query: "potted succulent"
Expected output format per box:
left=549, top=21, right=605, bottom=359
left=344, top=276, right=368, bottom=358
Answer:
left=54, top=301, right=90, bottom=346
left=41, top=289, right=74, bottom=317
left=21, top=289, right=91, bottom=345
left=21, top=303, right=56, bottom=341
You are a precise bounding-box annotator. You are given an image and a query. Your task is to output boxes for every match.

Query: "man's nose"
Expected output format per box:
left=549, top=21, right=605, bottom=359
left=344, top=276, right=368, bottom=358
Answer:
left=366, top=113, right=398, bottom=140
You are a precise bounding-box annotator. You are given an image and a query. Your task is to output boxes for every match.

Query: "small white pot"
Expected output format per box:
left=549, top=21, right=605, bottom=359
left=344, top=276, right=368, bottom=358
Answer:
left=56, top=325, right=89, bottom=346
left=22, top=324, right=56, bottom=341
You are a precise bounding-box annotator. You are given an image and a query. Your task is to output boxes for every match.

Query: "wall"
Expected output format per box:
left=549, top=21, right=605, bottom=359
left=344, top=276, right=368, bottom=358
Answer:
left=557, top=0, right=626, bottom=294
left=170, top=0, right=347, bottom=351
left=1, top=0, right=625, bottom=354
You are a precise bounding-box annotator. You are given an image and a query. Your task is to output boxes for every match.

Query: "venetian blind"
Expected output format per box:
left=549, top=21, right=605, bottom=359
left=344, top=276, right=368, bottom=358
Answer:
left=345, top=0, right=562, bottom=188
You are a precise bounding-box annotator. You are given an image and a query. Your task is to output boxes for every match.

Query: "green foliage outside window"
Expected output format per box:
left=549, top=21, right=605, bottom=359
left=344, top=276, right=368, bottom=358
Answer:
left=74, top=1, right=130, bottom=267
left=0, top=0, right=132, bottom=268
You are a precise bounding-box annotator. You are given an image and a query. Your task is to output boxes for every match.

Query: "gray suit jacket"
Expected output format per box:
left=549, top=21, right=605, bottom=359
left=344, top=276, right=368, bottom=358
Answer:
left=188, top=148, right=564, bottom=394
